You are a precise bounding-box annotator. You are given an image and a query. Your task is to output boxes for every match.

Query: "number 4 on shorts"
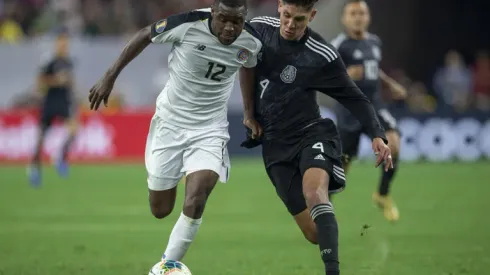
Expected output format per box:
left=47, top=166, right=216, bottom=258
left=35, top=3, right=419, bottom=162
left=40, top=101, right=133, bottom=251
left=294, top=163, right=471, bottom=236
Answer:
left=312, top=142, right=324, bottom=153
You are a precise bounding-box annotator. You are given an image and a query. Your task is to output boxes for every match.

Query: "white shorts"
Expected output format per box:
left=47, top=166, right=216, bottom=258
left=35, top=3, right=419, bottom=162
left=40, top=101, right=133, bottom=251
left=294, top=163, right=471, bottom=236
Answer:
left=145, top=115, right=231, bottom=191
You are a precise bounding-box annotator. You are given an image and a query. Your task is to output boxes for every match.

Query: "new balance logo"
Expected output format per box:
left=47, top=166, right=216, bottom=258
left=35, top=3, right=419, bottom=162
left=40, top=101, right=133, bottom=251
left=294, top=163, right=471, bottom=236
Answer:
left=314, top=154, right=325, bottom=161
left=195, top=44, right=206, bottom=51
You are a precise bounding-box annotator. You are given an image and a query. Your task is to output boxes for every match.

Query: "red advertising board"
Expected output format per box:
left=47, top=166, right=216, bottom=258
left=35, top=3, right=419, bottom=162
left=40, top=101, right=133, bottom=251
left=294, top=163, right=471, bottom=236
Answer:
left=0, top=109, right=153, bottom=163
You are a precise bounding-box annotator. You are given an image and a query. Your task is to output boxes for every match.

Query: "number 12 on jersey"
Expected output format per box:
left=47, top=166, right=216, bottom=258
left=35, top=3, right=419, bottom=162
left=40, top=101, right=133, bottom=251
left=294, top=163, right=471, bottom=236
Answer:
left=205, top=62, right=227, bottom=82
left=259, top=79, right=270, bottom=99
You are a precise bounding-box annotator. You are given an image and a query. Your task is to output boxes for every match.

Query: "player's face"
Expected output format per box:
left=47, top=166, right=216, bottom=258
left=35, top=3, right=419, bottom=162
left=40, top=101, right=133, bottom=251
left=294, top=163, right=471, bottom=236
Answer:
left=342, top=1, right=370, bottom=34
left=56, top=35, right=70, bottom=56
left=211, top=3, right=247, bottom=45
left=278, top=2, right=316, bottom=41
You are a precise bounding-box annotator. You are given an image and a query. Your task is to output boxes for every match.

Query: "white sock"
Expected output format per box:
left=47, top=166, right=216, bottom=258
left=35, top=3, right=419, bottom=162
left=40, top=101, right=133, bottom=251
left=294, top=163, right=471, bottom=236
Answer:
left=163, top=212, right=202, bottom=261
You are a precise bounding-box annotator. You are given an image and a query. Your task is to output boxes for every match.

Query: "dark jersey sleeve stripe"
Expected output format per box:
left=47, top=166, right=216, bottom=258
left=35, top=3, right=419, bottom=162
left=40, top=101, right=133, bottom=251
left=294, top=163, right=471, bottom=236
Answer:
left=151, top=10, right=210, bottom=39
left=244, top=22, right=263, bottom=42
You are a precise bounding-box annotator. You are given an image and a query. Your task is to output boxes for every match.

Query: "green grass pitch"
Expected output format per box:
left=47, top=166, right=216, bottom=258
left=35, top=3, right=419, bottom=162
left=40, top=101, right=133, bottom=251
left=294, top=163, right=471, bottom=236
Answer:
left=1, top=160, right=490, bottom=275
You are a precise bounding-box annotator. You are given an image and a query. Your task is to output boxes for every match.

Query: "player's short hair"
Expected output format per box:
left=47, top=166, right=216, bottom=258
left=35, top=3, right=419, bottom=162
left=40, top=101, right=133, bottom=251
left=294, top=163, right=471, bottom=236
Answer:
left=342, top=0, right=367, bottom=13
left=214, top=0, right=247, bottom=8
left=281, top=0, right=319, bottom=10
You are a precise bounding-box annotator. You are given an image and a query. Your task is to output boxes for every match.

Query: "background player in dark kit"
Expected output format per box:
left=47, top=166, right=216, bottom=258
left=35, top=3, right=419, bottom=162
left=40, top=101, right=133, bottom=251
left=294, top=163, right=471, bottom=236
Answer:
left=331, top=0, right=407, bottom=222
left=28, top=32, right=78, bottom=187
left=239, top=0, right=393, bottom=274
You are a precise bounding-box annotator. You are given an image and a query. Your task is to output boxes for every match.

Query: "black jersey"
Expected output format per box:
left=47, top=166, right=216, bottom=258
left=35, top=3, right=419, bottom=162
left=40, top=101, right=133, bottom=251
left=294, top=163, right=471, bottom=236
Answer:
left=40, top=56, right=74, bottom=105
left=248, top=16, right=385, bottom=142
left=330, top=32, right=382, bottom=105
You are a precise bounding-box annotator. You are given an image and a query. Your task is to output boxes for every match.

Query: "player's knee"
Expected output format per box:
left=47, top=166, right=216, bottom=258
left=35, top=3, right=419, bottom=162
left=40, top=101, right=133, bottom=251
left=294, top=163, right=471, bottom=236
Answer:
left=183, top=192, right=208, bottom=219
left=302, top=168, right=330, bottom=206
left=150, top=203, right=174, bottom=219
left=183, top=171, right=218, bottom=219
left=149, top=191, right=176, bottom=219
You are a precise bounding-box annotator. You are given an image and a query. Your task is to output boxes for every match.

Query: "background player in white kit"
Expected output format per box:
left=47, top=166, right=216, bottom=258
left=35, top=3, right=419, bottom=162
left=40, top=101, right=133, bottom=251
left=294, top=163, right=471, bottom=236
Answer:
left=88, top=0, right=261, bottom=270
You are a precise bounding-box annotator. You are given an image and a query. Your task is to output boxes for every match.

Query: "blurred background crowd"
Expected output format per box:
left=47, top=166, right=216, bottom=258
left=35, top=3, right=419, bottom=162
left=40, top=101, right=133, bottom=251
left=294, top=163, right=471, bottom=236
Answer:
left=0, top=0, right=489, bottom=114
left=0, top=0, right=276, bottom=39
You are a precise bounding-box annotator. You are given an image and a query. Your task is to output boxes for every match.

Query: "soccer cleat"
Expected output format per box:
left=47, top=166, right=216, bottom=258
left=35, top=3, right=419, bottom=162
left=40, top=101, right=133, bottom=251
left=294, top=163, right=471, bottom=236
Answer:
left=27, top=165, right=42, bottom=188
left=55, top=157, right=69, bottom=178
left=372, top=192, right=399, bottom=222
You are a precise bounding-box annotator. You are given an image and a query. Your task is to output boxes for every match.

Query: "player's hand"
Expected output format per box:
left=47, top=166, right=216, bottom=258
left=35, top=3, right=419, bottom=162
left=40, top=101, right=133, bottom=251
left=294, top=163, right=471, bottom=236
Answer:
left=372, top=137, right=393, bottom=172
left=390, top=82, right=407, bottom=100
left=243, top=117, right=263, bottom=139
left=88, top=75, right=115, bottom=110
left=347, top=65, right=364, bottom=81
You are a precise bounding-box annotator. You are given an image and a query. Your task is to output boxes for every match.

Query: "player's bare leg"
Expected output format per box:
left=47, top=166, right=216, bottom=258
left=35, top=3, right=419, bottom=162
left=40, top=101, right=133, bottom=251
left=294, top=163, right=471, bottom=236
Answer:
left=293, top=209, right=318, bottom=244
left=28, top=125, right=48, bottom=187
left=162, top=170, right=218, bottom=261
left=373, top=130, right=400, bottom=221
left=56, top=118, right=78, bottom=177
left=303, top=168, right=339, bottom=275
left=149, top=188, right=178, bottom=219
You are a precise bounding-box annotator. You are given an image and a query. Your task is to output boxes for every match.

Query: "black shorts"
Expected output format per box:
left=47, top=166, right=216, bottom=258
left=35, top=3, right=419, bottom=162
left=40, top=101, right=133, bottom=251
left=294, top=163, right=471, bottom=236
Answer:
left=262, top=119, right=346, bottom=216
left=338, top=108, right=399, bottom=160
left=40, top=102, right=72, bottom=130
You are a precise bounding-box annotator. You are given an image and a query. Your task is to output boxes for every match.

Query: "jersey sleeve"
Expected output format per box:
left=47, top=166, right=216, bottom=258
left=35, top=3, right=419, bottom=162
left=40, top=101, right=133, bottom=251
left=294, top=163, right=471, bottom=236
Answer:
left=242, top=23, right=263, bottom=68
left=248, top=16, right=279, bottom=40
left=150, top=10, right=209, bottom=44
left=311, top=51, right=387, bottom=142
left=40, top=59, right=55, bottom=76
left=330, top=34, right=349, bottom=64
left=243, top=42, right=261, bottom=68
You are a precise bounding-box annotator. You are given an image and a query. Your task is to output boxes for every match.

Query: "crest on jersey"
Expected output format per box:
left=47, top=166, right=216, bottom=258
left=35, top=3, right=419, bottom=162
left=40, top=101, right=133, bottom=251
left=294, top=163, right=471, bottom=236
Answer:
left=155, top=19, right=167, bottom=33
left=280, top=65, right=297, bottom=84
left=372, top=46, right=381, bottom=60
left=237, top=48, right=250, bottom=62
left=353, top=49, right=363, bottom=59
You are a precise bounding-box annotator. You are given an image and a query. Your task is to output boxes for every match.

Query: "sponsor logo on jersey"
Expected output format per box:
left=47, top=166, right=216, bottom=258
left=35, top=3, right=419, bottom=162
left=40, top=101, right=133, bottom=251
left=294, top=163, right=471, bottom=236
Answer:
left=280, top=65, right=297, bottom=83
left=314, top=154, right=325, bottom=161
left=195, top=44, right=206, bottom=51
left=353, top=49, right=363, bottom=59
left=155, top=19, right=167, bottom=33
left=237, top=48, right=250, bottom=62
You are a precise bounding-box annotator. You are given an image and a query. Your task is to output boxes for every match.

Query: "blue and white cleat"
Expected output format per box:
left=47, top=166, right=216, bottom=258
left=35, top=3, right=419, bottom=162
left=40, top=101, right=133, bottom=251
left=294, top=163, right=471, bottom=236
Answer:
left=55, top=158, right=69, bottom=178
left=27, top=165, right=42, bottom=188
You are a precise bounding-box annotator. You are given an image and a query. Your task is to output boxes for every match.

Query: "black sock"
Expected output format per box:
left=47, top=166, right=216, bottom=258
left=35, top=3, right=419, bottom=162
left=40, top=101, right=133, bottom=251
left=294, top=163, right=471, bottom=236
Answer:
left=379, top=157, right=398, bottom=196
left=311, top=203, right=339, bottom=275
left=62, top=134, right=75, bottom=161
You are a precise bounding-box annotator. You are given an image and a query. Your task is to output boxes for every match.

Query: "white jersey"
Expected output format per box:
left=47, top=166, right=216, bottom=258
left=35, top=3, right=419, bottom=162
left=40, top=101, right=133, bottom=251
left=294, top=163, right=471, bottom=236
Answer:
left=150, top=8, right=262, bottom=129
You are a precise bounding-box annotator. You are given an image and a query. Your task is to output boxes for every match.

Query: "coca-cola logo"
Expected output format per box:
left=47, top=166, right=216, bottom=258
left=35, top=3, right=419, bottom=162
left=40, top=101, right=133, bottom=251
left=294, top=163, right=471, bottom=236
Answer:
left=354, top=118, right=490, bottom=162
left=0, top=116, right=115, bottom=160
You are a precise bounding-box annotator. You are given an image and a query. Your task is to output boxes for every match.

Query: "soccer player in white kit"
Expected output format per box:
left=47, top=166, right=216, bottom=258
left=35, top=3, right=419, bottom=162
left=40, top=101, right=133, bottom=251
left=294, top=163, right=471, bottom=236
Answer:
left=88, top=0, right=262, bottom=269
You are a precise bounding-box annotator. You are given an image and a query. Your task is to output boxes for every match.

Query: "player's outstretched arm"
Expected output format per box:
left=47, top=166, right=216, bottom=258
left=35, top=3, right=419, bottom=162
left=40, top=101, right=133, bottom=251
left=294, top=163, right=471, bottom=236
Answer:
left=314, top=58, right=393, bottom=170
left=239, top=67, right=263, bottom=139
left=379, top=70, right=407, bottom=100
left=89, top=26, right=152, bottom=110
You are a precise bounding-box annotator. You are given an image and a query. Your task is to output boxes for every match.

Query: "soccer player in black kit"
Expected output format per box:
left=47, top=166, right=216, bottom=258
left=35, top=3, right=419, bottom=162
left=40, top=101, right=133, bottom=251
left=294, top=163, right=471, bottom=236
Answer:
left=28, top=32, right=78, bottom=187
left=239, top=0, right=393, bottom=274
left=331, top=0, right=407, bottom=222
